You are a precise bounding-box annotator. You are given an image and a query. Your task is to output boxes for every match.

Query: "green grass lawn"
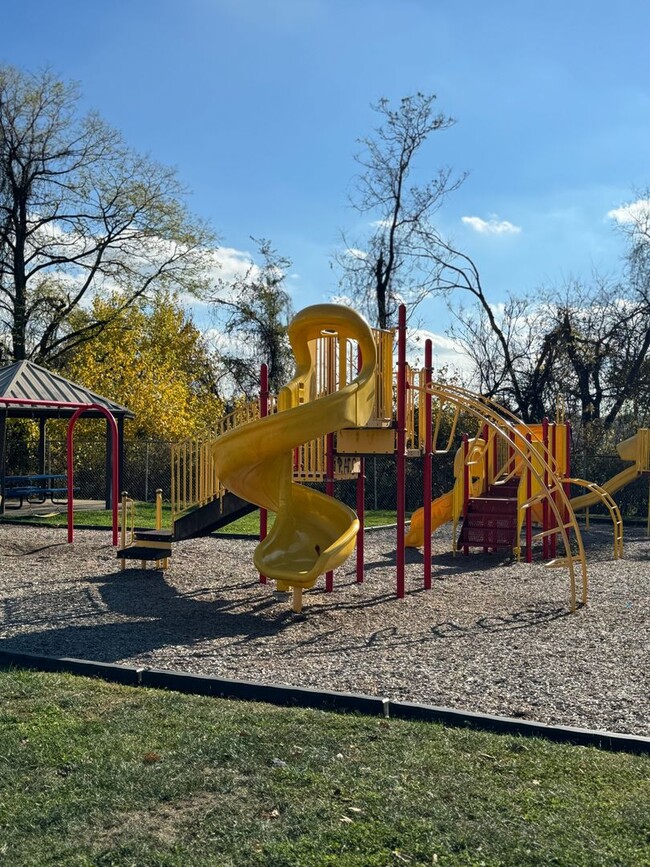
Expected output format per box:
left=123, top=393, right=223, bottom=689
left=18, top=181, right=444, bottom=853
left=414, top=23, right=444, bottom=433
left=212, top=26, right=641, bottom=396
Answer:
left=0, top=505, right=405, bottom=534
left=0, top=670, right=648, bottom=866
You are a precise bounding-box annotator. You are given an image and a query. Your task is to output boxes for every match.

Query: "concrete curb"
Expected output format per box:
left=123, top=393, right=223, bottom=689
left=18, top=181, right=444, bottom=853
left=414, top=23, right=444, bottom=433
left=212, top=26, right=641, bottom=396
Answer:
left=0, top=648, right=648, bottom=755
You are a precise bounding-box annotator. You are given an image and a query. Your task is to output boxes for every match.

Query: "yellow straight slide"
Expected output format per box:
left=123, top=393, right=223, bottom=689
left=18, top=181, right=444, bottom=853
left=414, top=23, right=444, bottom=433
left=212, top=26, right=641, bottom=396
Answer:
left=404, top=490, right=453, bottom=548
left=405, top=437, right=486, bottom=549
left=570, top=431, right=643, bottom=512
left=570, top=465, right=640, bottom=511
left=212, top=304, right=377, bottom=591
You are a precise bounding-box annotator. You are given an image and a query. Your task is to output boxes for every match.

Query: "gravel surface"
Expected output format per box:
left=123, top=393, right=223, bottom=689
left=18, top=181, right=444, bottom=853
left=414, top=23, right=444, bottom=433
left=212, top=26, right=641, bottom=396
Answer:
left=0, top=522, right=648, bottom=736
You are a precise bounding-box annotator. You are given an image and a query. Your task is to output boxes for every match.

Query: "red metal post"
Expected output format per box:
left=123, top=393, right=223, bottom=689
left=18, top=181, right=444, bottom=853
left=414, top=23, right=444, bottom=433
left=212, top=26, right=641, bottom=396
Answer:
left=550, top=423, right=557, bottom=559
left=481, top=423, right=489, bottom=553
left=0, top=397, right=119, bottom=547
left=325, top=431, right=335, bottom=592
left=564, top=422, right=572, bottom=525
left=67, top=404, right=119, bottom=546
left=526, top=432, right=533, bottom=562
left=396, top=304, right=407, bottom=598
left=356, top=345, right=365, bottom=583
left=259, top=363, right=269, bottom=584
left=482, top=423, right=489, bottom=492
left=356, top=457, right=365, bottom=583
left=423, top=339, right=433, bottom=590
left=542, top=417, right=549, bottom=560
left=462, top=433, right=470, bottom=556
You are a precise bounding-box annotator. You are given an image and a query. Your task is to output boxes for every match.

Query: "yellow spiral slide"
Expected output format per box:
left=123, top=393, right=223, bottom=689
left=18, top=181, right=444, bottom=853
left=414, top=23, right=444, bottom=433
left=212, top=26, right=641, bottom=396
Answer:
left=212, top=304, right=377, bottom=593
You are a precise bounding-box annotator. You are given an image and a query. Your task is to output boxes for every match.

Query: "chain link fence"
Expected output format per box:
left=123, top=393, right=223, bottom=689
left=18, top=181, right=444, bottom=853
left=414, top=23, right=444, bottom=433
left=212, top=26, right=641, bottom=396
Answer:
left=3, top=429, right=649, bottom=520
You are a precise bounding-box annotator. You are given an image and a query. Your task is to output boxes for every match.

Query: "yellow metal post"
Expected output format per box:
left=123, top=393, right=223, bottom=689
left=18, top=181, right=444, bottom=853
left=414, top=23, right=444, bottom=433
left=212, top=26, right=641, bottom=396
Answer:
left=155, top=488, right=168, bottom=569
left=120, top=491, right=127, bottom=571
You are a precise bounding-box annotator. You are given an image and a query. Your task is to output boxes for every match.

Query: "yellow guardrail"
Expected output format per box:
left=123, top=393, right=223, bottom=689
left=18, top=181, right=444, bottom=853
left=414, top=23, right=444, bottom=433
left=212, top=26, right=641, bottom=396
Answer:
left=170, top=400, right=261, bottom=520
left=410, top=380, right=588, bottom=612
left=637, top=428, right=650, bottom=471
left=119, top=491, right=135, bottom=571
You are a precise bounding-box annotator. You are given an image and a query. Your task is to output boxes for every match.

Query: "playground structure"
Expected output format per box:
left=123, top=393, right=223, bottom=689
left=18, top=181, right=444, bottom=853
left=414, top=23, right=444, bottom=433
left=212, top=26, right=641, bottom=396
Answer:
left=0, top=326, right=644, bottom=617
left=116, top=302, right=650, bottom=614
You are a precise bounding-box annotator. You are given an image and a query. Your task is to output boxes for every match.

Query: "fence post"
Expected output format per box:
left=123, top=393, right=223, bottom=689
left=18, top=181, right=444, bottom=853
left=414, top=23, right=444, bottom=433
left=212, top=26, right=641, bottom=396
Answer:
left=373, top=456, right=378, bottom=510
left=145, top=442, right=150, bottom=502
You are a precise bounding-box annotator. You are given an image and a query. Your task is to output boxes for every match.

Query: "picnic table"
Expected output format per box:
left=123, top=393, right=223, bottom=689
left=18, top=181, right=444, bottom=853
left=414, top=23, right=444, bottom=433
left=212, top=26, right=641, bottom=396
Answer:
left=3, top=474, right=73, bottom=508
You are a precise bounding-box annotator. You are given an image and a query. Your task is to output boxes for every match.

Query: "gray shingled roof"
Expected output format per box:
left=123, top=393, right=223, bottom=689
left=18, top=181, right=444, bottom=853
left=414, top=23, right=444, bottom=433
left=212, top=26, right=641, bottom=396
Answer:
left=0, top=361, right=134, bottom=419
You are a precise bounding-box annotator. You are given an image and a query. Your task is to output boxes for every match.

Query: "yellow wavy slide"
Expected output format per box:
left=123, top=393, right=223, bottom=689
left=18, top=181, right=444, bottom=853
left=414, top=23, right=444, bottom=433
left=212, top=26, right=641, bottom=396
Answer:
left=213, top=304, right=377, bottom=592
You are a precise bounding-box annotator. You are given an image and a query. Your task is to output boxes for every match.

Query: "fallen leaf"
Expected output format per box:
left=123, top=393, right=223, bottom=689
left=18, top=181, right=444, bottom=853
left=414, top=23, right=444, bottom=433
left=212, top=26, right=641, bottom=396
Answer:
left=142, top=752, right=161, bottom=764
left=261, top=809, right=280, bottom=820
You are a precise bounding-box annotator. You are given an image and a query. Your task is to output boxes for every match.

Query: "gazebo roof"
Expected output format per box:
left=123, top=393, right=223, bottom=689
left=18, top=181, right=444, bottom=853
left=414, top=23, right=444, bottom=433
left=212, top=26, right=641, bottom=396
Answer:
left=0, top=361, right=134, bottom=419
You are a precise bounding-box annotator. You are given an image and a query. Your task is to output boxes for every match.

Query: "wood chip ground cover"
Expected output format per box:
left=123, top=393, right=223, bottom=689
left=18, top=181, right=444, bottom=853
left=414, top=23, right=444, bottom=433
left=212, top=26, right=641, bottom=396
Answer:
left=0, top=522, right=647, bottom=736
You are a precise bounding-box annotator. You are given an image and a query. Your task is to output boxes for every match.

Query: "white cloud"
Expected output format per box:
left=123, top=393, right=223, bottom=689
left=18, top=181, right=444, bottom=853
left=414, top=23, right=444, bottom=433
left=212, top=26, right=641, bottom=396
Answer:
left=461, top=215, right=522, bottom=235
left=607, top=198, right=650, bottom=225
left=344, top=247, right=368, bottom=260
left=407, top=328, right=474, bottom=378
left=329, top=293, right=355, bottom=307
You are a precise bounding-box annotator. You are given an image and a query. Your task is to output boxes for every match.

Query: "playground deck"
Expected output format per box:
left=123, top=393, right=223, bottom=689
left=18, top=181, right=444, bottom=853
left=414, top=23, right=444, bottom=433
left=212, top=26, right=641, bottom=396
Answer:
left=0, top=522, right=647, bottom=737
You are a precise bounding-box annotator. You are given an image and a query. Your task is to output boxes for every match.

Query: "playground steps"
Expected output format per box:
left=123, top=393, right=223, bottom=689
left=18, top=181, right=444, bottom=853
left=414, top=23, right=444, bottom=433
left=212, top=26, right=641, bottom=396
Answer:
left=117, top=529, right=173, bottom=564
left=172, top=491, right=256, bottom=541
left=458, top=481, right=519, bottom=551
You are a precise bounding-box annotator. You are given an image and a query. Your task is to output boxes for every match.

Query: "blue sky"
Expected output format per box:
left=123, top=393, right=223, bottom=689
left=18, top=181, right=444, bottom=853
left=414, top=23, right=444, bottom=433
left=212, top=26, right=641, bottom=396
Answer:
left=3, top=0, right=650, bottom=369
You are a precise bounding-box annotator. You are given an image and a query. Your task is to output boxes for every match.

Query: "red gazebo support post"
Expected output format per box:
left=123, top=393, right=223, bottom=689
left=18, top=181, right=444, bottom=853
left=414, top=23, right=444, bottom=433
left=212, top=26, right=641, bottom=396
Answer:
left=423, top=339, right=433, bottom=590
left=67, top=404, right=119, bottom=546
left=396, top=304, right=407, bottom=599
left=259, top=363, right=269, bottom=584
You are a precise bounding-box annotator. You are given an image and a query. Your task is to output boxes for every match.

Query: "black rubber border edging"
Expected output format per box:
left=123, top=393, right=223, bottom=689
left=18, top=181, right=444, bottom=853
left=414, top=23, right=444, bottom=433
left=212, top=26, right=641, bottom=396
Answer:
left=0, top=648, right=141, bottom=685
left=1, top=648, right=648, bottom=755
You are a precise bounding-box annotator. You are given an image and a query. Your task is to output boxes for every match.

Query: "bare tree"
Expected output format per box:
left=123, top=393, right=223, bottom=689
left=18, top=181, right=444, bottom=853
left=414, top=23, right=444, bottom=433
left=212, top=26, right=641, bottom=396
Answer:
left=451, top=264, right=650, bottom=429
left=336, top=93, right=465, bottom=329
left=0, top=65, right=215, bottom=364
left=210, top=239, right=294, bottom=398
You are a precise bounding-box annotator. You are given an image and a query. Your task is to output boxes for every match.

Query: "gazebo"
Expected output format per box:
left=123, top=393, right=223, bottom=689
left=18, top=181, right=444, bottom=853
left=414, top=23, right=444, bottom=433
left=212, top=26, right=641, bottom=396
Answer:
left=0, top=361, right=134, bottom=515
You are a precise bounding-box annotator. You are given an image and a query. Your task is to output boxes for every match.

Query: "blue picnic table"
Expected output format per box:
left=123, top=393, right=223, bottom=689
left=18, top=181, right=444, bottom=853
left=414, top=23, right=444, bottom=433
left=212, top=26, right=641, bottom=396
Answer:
left=3, top=474, right=73, bottom=508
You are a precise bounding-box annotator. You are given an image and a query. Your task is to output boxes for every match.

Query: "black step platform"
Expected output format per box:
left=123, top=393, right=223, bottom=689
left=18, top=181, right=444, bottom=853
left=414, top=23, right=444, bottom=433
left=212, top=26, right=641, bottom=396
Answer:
left=117, top=545, right=171, bottom=561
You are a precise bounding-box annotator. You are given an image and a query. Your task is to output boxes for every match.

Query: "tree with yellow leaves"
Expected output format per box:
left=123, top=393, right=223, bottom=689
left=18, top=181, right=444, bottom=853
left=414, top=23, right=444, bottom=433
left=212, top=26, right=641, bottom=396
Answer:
left=61, top=292, right=224, bottom=440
